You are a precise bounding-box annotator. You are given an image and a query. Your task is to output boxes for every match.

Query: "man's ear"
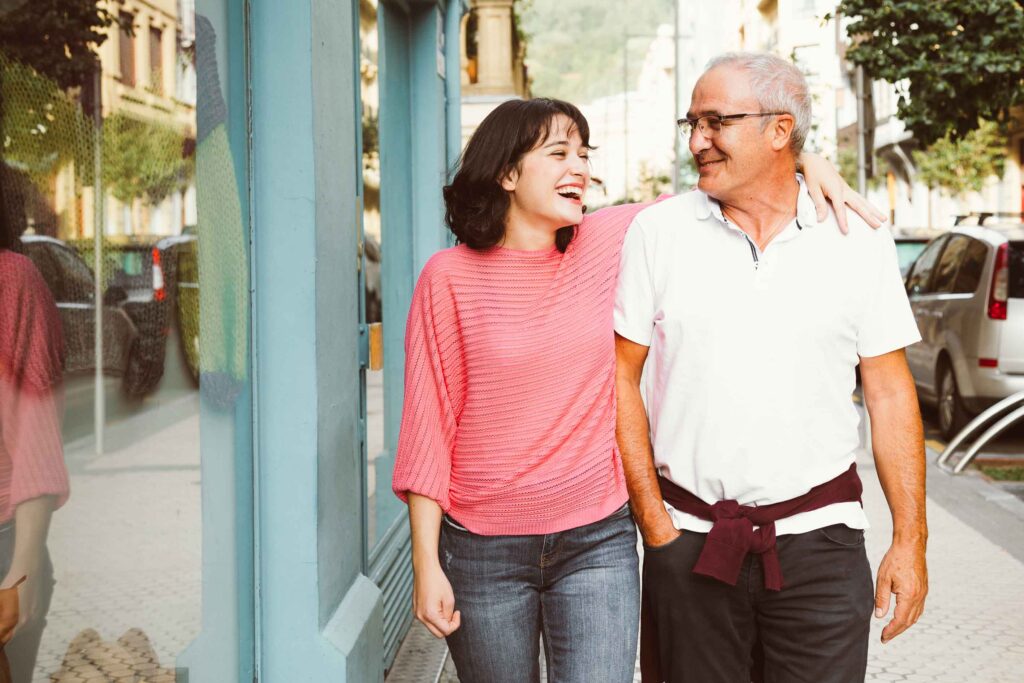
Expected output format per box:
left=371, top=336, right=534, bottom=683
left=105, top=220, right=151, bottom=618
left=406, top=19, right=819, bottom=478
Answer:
left=770, top=114, right=795, bottom=152
left=500, top=165, right=519, bottom=192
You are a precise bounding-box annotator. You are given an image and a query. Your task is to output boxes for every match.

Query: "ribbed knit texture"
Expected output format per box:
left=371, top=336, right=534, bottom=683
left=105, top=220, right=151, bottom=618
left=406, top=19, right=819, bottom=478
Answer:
left=393, top=202, right=650, bottom=535
left=0, top=251, right=70, bottom=523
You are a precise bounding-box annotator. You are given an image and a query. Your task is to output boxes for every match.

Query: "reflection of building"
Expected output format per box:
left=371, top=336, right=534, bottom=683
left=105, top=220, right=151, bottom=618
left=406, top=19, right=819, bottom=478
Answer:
left=88, top=0, right=197, bottom=237
left=359, top=0, right=381, bottom=244
left=460, top=0, right=529, bottom=145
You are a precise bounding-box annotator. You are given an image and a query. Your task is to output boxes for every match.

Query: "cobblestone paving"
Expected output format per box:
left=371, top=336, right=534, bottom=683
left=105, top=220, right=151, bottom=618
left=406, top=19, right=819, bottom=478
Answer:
left=858, top=451, right=1024, bottom=683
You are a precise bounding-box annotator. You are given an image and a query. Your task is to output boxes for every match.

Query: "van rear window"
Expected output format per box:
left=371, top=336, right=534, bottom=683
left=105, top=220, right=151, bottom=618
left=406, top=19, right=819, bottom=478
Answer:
left=1009, top=242, right=1024, bottom=298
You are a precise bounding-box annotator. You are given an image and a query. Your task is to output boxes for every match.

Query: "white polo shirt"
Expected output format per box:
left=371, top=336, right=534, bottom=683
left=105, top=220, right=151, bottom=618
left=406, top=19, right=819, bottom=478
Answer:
left=614, top=177, right=921, bottom=535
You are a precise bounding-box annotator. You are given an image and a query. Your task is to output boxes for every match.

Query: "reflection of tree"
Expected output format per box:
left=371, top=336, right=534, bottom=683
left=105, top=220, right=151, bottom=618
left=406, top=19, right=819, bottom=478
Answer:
left=101, top=112, right=194, bottom=206
left=0, top=54, right=92, bottom=192
left=0, top=0, right=129, bottom=91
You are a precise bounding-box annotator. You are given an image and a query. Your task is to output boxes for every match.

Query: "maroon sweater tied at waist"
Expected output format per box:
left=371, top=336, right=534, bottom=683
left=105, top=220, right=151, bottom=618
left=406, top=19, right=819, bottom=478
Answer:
left=658, top=463, right=864, bottom=592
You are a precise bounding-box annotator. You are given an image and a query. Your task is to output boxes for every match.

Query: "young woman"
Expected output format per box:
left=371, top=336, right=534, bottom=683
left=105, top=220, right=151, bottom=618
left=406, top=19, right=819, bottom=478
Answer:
left=0, top=185, right=69, bottom=683
left=392, top=98, right=882, bottom=683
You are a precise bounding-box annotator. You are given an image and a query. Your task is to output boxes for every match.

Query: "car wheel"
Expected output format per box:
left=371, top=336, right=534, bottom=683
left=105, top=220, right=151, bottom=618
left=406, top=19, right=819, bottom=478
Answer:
left=938, top=363, right=969, bottom=440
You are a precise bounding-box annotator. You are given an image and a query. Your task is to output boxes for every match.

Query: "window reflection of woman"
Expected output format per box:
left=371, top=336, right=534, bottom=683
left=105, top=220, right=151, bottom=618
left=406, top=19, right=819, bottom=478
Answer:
left=0, top=171, right=69, bottom=682
left=392, top=98, right=881, bottom=682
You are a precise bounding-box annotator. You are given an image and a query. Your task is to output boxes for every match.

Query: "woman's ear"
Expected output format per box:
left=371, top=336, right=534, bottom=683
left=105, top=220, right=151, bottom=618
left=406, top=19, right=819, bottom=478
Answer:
left=500, top=166, right=518, bottom=192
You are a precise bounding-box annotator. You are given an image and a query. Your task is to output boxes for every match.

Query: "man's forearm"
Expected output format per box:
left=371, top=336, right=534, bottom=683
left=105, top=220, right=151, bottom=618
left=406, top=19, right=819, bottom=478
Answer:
left=866, top=387, right=927, bottom=544
left=615, top=380, right=677, bottom=544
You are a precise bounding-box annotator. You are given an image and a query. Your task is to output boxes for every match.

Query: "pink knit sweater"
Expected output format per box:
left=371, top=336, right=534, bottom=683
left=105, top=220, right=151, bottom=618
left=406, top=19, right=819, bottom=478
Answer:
left=392, top=202, right=649, bottom=535
left=0, top=251, right=70, bottom=524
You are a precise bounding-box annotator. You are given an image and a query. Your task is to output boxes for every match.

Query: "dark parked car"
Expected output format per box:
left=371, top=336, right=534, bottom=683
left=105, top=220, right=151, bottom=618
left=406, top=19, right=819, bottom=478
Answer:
left=19, top=235, right=138, bottom=378
left=20, top=233, right=195, bottom=398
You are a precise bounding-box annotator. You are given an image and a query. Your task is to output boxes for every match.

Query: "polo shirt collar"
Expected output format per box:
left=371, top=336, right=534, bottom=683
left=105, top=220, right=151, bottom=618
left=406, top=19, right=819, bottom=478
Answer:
left=693, top=174, right=821, bottom=231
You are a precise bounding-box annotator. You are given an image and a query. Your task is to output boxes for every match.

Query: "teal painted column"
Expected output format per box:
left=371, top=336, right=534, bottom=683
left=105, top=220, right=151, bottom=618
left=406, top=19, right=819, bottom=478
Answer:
left=410, top=1, right=454, bottom=274
left=249, top=0, right=462, bottom=679
left=250, top=0, right=381, bottom=680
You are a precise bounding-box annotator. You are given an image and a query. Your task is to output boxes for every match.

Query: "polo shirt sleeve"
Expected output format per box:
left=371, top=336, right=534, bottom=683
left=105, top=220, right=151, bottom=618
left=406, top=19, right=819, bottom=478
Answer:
left=614, top=218, right=656, bottom=346
left=857, top=228, right=922, bottom=357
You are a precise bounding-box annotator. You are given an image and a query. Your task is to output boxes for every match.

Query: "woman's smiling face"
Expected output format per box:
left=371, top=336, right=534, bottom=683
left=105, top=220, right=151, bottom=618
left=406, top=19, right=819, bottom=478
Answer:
left=502, top=114, right=592, bottom=233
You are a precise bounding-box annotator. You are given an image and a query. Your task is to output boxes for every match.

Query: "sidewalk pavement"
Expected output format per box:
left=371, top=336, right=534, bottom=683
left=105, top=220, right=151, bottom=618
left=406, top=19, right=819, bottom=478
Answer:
left=35, top=404, right=201, bottom=681
left=416, top=406, right=1024, bottom=683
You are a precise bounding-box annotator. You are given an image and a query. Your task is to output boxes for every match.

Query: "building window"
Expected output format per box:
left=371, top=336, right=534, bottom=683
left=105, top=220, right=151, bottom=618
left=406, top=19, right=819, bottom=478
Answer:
left=119, top=12, right=135, bottom=87
left=150, top=27, right=163, bottom=94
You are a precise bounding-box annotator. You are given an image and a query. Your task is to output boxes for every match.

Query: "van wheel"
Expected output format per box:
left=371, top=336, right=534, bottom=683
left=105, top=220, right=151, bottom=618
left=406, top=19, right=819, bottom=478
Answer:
left=938, top=364, right=969, bottom=440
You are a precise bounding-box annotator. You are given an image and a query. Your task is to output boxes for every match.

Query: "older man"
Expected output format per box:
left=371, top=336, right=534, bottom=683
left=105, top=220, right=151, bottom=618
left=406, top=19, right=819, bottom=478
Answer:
left=614, top=52, right=928, bottom=683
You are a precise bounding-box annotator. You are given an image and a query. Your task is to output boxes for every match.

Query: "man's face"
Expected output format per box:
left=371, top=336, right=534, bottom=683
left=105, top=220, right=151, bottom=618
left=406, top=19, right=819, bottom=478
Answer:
left=687, top=66, right=776, bottom=202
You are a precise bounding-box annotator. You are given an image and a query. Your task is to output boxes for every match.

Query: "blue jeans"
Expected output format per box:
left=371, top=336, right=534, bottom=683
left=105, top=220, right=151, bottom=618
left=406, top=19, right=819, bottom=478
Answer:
left=440, top=503, right=640, bottom=683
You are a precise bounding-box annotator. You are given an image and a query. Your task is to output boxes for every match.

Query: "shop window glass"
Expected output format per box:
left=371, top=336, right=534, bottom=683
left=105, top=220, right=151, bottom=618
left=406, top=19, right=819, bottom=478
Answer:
left=150, top=27, right=164, bottom=95
left=0, top=0, right=250, bottom=678
left=119, top=13, right=136, bottom=87
left=360, top=0, right=402, bottom=556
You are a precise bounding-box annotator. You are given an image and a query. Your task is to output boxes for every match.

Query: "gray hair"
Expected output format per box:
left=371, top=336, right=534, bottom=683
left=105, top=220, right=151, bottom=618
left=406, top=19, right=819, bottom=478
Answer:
left=704, top=52, right=811, bottom=153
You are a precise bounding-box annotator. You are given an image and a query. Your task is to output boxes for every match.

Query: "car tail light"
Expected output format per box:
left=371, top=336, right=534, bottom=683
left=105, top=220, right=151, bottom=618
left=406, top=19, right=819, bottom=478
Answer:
left=152, top=247, right=166, bottom=301
left=988, top=242, right=1008, bottom=320
left=979, top=358, right=998, bottom=368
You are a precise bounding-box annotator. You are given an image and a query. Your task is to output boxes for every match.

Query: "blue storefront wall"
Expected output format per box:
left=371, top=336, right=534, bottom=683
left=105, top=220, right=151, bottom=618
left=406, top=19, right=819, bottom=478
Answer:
left=241, top=0, right=464, bottom=680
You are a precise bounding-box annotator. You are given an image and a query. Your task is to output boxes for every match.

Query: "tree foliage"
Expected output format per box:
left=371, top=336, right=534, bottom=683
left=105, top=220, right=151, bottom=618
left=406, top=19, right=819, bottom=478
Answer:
left=517, top=0, right=675, bottom=103
left=102, top=112, right=193, bottom=205
left=0, top=0, right=129, bottom=91
left=837, top=0, right=1024, bottom=146
left=911, top=120, right=1006, bottom=197
left=0, top=53, right=92, bottom=189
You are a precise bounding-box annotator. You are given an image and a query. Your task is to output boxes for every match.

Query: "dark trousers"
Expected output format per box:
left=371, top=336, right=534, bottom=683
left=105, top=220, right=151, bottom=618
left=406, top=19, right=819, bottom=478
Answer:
left=643, top=524, right=873, bottom=683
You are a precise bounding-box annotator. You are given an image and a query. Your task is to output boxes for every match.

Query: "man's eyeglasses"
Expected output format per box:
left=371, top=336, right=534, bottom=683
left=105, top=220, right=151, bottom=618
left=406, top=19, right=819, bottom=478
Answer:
left=677, top=112, right=788, bottom=138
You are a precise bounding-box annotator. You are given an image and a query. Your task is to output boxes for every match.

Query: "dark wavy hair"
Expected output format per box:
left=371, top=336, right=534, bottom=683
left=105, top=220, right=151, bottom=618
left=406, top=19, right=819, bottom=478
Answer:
left=443, top=98, right=592, bottom=253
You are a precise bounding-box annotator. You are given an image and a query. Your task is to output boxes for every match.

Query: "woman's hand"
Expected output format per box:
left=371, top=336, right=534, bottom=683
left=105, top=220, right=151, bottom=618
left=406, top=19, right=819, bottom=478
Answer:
left=0, top=582, right=18, bottom=644
left=407, top=493, right=461, bottom=638
left=0, top=575, right=26, bottom=643
left=412, top=559, right=461, bottom=638
left=800, top=151, right=887, bottom=234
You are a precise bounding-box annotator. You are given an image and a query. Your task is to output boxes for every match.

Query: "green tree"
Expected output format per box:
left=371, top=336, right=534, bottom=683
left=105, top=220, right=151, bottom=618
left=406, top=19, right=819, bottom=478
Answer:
left=0, top=53, right=92, bottom=189
left=102, top=112, right=193, bottom=206
left=837, top=0, right=1024, bottom=146
left=911, top=120, right=1006, bottom=197
left=0, top=0, right=129, bottom=91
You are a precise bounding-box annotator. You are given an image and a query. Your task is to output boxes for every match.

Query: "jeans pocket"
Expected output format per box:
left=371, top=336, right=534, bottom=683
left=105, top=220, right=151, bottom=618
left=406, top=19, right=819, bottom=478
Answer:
left=817, top=524, right=865, bottom=547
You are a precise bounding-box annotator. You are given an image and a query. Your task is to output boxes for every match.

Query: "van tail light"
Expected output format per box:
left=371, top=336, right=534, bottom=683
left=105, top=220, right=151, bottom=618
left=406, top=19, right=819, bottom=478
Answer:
left=988, top=242, right=1008, bottom=320
left=152, top=247, right=166, bottom=301
left=979, top=358, right=998, bottom=368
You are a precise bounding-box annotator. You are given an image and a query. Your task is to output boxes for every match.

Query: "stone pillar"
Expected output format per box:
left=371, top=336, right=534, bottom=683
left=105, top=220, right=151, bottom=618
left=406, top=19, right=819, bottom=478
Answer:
left=473, top=0, right=515, bottom=95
